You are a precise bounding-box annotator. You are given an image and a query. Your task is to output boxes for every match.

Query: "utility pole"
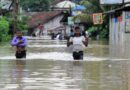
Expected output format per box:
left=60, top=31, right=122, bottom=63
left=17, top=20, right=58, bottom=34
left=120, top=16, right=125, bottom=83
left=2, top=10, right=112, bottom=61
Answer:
left=13, top=0, right=20, bottom=33
left=123, top=0, right=125, bottom=5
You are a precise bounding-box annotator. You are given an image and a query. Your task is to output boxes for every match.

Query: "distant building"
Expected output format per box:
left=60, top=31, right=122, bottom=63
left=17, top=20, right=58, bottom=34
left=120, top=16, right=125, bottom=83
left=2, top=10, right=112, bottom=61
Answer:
left=27, top=11, right=67, bottom=36
left=0, top=0, right=12, bottom=10
left=52, top=0, right=76, bottom=11
left=0, top=0, right=13, bottom=16
left=28, top=0, right=88, bottom=38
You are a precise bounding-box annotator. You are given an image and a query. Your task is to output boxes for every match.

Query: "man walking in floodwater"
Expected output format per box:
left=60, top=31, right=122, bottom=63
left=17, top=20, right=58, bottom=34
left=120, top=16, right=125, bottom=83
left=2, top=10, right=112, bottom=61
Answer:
left=38, top=23, right=44, bottom=37
left=11, top=30, right=28, bottom=59
left=67, top=26, right=88, bottom=60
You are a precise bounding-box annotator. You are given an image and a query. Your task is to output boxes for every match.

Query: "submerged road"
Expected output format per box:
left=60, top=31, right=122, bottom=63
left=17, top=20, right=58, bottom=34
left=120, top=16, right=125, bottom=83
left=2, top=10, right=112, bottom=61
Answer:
left=0, top=39, right=129, bottom=90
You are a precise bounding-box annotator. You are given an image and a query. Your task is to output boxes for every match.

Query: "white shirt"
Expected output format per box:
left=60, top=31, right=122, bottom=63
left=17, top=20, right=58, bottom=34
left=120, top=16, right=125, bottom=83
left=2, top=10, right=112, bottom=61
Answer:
left=70, top=36, right=85, bottom=52
left=85, top=31, right=89, bottom=38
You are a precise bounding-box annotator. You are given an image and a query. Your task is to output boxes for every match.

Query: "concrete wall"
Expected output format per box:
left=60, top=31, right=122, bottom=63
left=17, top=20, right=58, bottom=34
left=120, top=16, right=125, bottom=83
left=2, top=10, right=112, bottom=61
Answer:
left=44, top=15, right=64, bottom=34
left=34, top=15, right=64, bottom=36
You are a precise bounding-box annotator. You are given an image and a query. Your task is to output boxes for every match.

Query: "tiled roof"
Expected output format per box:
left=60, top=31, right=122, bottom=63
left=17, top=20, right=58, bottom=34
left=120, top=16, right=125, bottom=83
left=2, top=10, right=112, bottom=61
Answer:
left=28, top=11, right=63, bottom=28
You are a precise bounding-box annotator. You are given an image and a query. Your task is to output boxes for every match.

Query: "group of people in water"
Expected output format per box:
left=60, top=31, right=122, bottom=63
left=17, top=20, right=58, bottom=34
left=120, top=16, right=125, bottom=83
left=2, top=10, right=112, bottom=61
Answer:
left=11, top=26, right=88, bottom=60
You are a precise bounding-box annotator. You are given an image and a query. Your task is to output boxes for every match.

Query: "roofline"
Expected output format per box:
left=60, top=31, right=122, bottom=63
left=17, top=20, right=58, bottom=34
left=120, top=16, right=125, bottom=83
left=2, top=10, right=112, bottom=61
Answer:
left=124, top=2, right=130, bottom=4
left=104, top=5, right=130, bottom=14
left=28, top=11, right=64, bottom=28
left=41, top=12, right=64, bottom=24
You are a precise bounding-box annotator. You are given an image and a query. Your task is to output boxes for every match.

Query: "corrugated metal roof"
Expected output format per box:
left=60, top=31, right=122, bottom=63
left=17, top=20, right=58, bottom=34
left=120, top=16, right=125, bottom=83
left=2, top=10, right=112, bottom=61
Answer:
left=0, top=0, right=12, bottom=10
left=104, top=5, right=130, bottom=14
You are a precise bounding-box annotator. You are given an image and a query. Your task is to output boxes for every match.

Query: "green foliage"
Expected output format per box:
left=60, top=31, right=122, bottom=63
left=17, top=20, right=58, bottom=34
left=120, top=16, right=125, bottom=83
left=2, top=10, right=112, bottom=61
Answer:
left=16, top=16, right=29, bottom=35
left=78, top=0, right=110, bottom=39
left=88, top=26, right=98, bottom=37
left=73, top=14, right=92, bottom=23
left=18, top=23, right=28, bottom=31
left=2, top=12, right=29, bottom=36
left=99, top=28, right=109, bottom=39
left=80, top=0, right=103, bottom=13
left=88, top=26, right=109, bottom=39
left=20, top=0, right=53, bottom=12
left=0, top=17, right=10, bottom=42
left=18, top=17, right=29, bottom=31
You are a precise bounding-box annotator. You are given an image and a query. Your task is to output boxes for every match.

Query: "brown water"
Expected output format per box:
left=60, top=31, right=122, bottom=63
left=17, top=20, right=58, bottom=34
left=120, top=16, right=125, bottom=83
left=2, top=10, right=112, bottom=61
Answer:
left=0, top=40, right=130, bottom=90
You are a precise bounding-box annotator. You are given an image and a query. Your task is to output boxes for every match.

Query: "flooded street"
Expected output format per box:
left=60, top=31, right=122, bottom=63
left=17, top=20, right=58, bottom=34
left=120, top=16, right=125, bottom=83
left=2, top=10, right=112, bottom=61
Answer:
left=0, top=39, right=130, bottom=90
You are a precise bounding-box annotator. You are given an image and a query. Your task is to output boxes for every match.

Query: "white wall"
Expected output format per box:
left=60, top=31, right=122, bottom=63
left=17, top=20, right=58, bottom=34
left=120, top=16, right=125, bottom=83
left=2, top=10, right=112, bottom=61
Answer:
left=34, top=15, right=64, bottom=36
left=0, top=0, right=12, bottom=10
left=44, top=15, right=64, bottom=34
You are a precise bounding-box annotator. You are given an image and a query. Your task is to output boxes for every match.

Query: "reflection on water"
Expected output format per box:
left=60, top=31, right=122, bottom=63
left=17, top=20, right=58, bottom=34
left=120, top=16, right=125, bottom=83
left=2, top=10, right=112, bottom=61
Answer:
left=0, top=40, right=130, bottom=90
left=11, top=60, right=27, bottom=90
left=0, top=60, right=130, bottom=90
left=0, top=40, right=109, bottom=61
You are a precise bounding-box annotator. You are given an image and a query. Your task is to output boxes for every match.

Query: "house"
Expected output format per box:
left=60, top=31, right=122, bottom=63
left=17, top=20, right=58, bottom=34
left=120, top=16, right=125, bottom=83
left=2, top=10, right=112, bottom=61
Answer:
left=0, top=0, right=12, bottom=10
left=0, top=0, right=13, bottom=15
left=52, top=0, right=76, bottom=11
left=28, top=1, right=87, bottom=38
left=108, top=5, right=130, bottom=59
left=27, top=11, right=67, bottom=36
left=51, top=0, right=89, bottom=36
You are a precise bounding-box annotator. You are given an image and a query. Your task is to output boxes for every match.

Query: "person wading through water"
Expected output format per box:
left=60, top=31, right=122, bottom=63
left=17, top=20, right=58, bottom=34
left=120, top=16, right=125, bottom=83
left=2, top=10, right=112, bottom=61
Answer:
left=11, top=30, right=28, bottom=59
left=67, top=26, right=88, bottom=60
left=38, top=23, right=44, bottom=37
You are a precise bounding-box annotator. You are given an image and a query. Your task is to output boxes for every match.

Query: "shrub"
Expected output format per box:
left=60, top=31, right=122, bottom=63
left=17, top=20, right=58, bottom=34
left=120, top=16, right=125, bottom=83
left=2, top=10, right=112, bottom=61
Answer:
left=87, top=26, right=98, bottom=37
left=17, top=16, right=29, bottom=35
left=87, top=26, right=109, bottom=39
left=0, top=17, right=10, bottom=42
left=99, top=28, right=109, bottom=39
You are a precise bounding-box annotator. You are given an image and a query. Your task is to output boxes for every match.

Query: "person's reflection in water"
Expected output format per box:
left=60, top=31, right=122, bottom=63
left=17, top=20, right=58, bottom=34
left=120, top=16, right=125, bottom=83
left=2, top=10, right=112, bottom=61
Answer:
left=70, top=61, right=86, bottom=89
left=13, top=60, right=26, bottom=90
left=73, top=60, right=82, bottom=66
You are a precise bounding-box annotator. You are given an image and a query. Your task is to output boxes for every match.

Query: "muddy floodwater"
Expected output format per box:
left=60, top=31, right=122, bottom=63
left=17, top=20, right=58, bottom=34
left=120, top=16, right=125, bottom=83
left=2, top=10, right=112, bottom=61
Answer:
left=0, top=39, right=130, bottom=90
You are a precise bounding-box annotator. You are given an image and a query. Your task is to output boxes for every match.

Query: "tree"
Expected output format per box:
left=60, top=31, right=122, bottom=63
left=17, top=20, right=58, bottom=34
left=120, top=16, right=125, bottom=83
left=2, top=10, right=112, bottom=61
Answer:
left=78, top=0, right=111, bottom=39
left=20, top=0, right=53, bottom=12
left=0, top=17, right=10, bottom=42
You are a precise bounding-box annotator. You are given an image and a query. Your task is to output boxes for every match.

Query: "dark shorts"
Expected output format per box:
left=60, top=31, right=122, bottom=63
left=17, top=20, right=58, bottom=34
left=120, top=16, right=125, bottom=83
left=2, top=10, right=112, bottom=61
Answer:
left=15, top=50, right=26, bottom=59
left=73, top=51, right=83, bottom=60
